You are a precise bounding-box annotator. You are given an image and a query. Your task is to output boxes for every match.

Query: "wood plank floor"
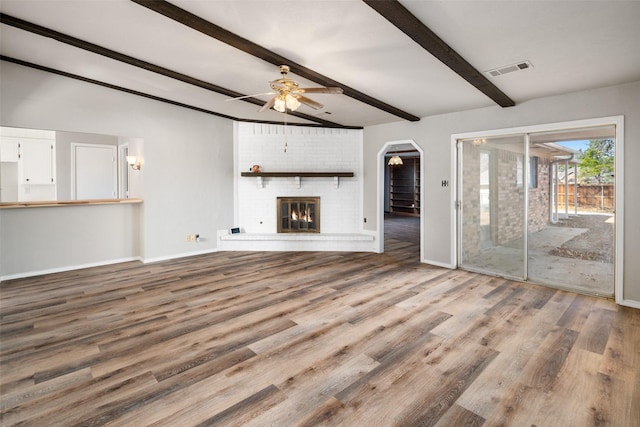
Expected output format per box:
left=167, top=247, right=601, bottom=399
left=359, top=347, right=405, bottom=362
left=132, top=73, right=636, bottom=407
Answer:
left=1, top=218, right=639, bottom=426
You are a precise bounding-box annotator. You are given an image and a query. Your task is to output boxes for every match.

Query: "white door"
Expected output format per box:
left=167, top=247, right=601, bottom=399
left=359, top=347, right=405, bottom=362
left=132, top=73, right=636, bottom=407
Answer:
left=72, top=144, right=117, bottom=200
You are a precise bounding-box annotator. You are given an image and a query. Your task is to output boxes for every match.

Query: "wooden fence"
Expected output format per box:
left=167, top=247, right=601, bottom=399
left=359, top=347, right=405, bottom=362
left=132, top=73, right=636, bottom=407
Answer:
left=557, top=184, right=614, bottom=210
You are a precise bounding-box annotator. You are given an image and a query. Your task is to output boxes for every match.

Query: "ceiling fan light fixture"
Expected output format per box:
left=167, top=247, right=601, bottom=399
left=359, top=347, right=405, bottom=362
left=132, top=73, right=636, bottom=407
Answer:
left=285, top=93, right=301, bottom=111
left=228, top=65, right=341, bottom=114
left=273, top=93, right=301, bottom=113
left=274, top=96, right=286, bottom=112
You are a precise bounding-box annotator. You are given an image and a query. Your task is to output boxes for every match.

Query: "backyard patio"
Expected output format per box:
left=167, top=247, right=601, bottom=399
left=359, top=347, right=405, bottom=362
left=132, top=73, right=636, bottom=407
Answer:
left=464, top=212, right=614, bottom=296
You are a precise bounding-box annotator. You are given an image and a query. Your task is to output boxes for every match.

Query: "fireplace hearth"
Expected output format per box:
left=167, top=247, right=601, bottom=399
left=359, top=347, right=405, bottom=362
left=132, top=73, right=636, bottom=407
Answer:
left=277, top=197, right=320, bottom=233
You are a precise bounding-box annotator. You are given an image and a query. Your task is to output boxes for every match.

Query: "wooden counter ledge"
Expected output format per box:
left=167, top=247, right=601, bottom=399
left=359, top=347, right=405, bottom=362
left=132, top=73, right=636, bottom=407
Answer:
left=0, top=198, right=143, bottom=209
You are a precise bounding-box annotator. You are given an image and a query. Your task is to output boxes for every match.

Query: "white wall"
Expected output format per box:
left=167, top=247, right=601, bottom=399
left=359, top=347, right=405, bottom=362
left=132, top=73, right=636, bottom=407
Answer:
left=363, top=81, right=640, bottom=305
left=0, top=61, right=234, bottom=278
left=0, top=204, right=140, bottom=279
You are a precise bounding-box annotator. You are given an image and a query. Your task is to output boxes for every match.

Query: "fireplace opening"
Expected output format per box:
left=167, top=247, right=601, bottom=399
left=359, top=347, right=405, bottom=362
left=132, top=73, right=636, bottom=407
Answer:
left=277, top=197, right=320, bottom=233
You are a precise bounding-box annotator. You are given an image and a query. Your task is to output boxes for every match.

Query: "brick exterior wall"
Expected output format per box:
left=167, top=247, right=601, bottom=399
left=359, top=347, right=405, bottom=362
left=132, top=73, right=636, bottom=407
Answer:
left=462, top=144, right=551, bottom=259
left=494, top=149, right=525, bottom=245
left=528, top=157, right=551, bottom=232
left=461, top=144, right=482, bottom=259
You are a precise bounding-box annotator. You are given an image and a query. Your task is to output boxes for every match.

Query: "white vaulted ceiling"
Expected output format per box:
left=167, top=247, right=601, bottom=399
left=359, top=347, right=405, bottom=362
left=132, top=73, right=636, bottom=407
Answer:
left=1, top=0, right=639, bottom=128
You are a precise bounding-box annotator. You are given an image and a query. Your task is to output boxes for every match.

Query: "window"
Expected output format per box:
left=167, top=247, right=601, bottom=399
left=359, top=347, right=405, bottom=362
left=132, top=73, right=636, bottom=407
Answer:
left=529, top=156, right=538, bottom=188
left=517, top=155, right=538, bottom=189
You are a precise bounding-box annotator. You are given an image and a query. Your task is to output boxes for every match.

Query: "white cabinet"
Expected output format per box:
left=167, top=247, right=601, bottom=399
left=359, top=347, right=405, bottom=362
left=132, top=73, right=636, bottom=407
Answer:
left=17, top=139, right=57, bottom=201
left=0, top=137, right=19, bottom=162
left=0, top=127, right=56, bottom=201
left=19, top=139, right=55, bottom=184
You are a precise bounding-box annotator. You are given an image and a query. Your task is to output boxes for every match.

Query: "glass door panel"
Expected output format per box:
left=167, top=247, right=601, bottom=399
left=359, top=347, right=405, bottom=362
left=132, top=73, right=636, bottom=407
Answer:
left=527, top=131, right=615, bottom=296
left=459, top=135, right=526, bottom=280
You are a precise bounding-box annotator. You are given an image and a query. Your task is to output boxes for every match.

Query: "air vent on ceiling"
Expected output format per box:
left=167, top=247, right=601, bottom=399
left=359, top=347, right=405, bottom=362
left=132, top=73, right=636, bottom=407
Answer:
left=486, top=61, right=533, bottom=77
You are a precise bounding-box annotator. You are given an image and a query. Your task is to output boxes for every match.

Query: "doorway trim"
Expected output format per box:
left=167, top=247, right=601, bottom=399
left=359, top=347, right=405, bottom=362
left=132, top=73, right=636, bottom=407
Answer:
left=118, top=143, right=129, bottom=198
left=376, top=139, right=424, bottom=261
left=452, top=115, right=625, bottom=305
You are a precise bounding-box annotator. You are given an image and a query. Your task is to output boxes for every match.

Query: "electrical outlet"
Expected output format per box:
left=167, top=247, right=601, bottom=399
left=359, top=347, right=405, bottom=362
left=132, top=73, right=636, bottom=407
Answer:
left=186, top=234, right=195, bottom=242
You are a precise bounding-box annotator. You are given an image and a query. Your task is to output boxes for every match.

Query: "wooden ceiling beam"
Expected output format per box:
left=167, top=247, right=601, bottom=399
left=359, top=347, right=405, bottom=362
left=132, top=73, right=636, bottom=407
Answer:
left=131, top=0, right=421, bottom=122
left=0, top=13, right=346, bottom=128
left=364, top=0, right=515, bottom=108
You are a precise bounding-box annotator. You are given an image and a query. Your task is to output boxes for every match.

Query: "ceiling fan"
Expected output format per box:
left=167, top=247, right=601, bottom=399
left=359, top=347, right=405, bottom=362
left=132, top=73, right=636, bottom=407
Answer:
left=227, top=65, right=343, bottom=113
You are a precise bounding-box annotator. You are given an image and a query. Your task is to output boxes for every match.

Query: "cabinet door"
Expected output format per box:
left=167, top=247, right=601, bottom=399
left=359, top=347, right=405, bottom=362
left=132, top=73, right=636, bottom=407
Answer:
left=0, top=137, right=19, bottom=162
left=20, top=139, right=55, bottom=184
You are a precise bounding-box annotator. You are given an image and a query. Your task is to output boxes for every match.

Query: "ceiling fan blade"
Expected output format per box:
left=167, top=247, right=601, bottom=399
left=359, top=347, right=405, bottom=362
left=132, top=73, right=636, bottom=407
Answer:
left=225, top=92, right=275, bottom=101
left=295, top=87, right=343, bottom=94
left=296, top=95, right=324, bottom=110
left=258, top=96, right=277, bottom=112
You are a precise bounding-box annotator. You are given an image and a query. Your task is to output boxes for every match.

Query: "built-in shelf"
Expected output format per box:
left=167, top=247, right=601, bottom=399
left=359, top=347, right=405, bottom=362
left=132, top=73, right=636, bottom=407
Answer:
left=240, top=172, right=354, bottom=177
left=389, top=157, right=420, bottom=217
left=241, top=172, right=354, bottom=189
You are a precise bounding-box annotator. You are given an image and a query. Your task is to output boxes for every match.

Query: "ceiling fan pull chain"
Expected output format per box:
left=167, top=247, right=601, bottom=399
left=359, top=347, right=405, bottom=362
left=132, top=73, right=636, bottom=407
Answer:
left=284, top=110, right=288, bottom=153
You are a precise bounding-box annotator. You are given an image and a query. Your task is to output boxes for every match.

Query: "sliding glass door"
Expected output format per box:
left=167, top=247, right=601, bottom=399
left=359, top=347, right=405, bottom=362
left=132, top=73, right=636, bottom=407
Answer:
left=458, top=126, right=615, bottom=296
left=458, top=135, right=526, bottom=280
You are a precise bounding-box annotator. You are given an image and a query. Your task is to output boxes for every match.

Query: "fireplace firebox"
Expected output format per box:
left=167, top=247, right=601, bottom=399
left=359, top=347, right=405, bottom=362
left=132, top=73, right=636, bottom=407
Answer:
left=277, top=197, right=320, bottom=233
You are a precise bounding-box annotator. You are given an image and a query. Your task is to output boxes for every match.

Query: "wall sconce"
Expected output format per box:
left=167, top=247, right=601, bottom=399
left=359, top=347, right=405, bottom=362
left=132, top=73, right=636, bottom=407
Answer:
left=126, top=155, right=142, bottom=170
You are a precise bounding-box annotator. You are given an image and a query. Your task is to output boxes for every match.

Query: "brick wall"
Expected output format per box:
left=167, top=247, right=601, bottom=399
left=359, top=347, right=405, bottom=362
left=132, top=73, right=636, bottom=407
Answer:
left=236, top=123, right=363, bottom=234
left=528, top=157, right=550, bottom=232
left=494, top=149, right=525, bottom=245
left=461, top=144, right=482, bottom=259
left=462, top=144, right=551, bottom=259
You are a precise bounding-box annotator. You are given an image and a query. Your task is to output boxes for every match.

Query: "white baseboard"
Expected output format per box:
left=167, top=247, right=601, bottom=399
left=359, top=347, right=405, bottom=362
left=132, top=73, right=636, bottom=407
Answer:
left=142, top=248, right=218, bottom=264
left=617, top=298, right=640, bottom=309
left=0, top=257, right=142, bottom=282
left=0, top=249, right=223, bottom=282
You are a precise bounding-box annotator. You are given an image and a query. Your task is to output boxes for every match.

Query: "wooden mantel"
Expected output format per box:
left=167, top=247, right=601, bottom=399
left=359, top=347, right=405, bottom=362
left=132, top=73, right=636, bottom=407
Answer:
left=240, top=172, right=354, bottom=189
left=240, top=172, right=354, bottom=178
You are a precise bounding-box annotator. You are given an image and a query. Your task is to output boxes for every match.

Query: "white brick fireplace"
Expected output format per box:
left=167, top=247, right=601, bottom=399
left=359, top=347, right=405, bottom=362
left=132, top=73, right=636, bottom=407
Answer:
left=218, top=122, right=375, bottom=251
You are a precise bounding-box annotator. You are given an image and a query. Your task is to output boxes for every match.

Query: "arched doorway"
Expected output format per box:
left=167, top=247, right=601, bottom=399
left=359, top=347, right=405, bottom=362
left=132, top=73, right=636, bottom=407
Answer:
left=377, top=140, right=423, bottom=260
